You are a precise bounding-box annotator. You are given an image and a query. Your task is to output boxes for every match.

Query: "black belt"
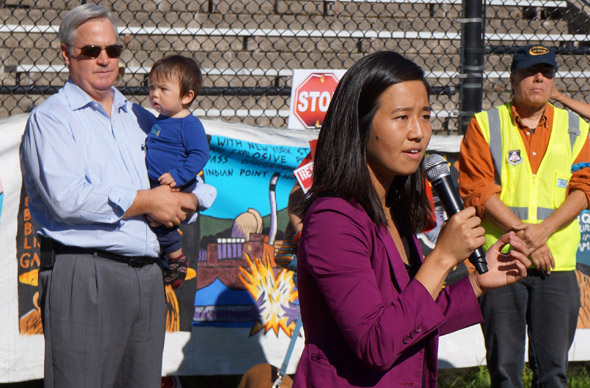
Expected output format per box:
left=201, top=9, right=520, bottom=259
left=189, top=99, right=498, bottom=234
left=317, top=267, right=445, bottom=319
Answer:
left=39, top=236, right=157, bottom=269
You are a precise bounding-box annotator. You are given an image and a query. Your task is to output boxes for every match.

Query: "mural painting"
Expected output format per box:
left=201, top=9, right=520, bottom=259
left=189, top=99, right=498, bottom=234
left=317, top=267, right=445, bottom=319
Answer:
left=7, top=126, right=589, bottom=379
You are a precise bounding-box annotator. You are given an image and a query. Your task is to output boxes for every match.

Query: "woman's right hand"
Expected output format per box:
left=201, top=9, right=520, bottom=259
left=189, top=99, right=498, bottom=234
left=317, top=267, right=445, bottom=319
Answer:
left=416, top=207, right=486, bottom=300
left=433, top=207, right=486, bottom=269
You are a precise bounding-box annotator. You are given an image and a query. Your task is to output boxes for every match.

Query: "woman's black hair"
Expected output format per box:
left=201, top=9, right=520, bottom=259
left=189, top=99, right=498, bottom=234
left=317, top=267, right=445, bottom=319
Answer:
left=300, top=51, right=432, bottom=235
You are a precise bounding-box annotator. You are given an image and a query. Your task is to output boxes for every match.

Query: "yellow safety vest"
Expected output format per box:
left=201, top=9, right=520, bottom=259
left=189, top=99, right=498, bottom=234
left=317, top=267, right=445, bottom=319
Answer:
left=474, top=102, right=587, bottom=271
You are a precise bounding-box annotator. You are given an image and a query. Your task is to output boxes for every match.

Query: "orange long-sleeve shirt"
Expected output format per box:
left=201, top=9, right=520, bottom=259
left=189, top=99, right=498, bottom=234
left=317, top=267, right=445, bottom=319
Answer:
left=459, top=101, right=590, bottom=216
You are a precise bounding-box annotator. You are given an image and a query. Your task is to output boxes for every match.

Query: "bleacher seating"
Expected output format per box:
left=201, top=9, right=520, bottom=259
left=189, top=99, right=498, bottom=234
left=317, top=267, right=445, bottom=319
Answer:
left=0, top=0, right=586, bottom=132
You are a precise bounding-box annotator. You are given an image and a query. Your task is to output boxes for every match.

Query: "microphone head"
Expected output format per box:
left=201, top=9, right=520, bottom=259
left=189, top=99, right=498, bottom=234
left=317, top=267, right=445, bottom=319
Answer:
left=423, top=154, right=451, bottom=183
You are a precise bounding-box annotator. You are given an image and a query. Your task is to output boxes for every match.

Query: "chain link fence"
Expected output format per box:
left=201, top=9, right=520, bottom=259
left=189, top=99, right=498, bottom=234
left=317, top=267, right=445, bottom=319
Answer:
left=1, top=0, right=589, bottom=133
left=483, top=0, right=590, bottom=127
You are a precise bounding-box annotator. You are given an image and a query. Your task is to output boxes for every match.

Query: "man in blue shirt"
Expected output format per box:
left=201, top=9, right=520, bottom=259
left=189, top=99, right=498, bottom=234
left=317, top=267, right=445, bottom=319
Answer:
left=20, top=4, right=214, bottom=387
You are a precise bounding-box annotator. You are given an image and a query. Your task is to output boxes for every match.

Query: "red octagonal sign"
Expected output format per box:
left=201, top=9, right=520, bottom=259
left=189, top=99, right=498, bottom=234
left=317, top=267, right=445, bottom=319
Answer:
left=293, top=73, right=340, bottom=129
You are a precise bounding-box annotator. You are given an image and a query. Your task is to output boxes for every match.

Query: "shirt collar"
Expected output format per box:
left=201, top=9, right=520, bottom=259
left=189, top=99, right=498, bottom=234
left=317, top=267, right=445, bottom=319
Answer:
left=510, top=99, right=552, bottom=132
left=63, top=78, right=130, bottom=113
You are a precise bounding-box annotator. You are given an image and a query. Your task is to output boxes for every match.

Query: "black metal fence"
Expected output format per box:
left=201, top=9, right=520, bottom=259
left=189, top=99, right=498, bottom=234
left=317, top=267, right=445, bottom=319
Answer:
left=1, top=0, right=590, bottom=133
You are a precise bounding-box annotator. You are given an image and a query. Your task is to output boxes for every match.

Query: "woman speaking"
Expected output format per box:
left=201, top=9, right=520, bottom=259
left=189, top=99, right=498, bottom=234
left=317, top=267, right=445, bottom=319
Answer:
left=291, top=51, right=531, bottom=387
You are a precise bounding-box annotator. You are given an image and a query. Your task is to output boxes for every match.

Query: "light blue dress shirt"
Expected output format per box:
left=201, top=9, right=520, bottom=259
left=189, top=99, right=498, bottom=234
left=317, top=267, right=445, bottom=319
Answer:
left=21, top=79, right=205, bottom=257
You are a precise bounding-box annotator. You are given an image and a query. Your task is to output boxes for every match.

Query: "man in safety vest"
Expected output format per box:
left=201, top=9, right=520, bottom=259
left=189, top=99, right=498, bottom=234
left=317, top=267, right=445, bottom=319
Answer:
left=459, top=45, right=590, bottom=387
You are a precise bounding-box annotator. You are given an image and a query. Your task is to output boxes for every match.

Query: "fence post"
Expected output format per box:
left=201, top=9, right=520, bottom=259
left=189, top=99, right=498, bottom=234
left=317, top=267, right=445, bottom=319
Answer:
left=459, top=0, right=484, bottom=135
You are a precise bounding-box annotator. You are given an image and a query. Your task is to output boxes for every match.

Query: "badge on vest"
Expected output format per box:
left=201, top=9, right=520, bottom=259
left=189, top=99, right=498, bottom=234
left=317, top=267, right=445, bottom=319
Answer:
left=507, top=150, right=522, bottom=165
left=556, top=178, right=568, bottom=189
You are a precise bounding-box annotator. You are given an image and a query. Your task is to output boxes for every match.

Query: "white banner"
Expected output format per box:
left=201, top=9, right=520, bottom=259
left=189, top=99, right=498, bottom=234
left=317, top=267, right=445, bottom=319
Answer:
left=1, top=113, right=589, bottom=383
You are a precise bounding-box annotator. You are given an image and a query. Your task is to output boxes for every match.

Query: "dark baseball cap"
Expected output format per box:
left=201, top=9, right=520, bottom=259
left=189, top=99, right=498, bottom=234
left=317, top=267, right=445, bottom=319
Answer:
left=510, top=45, right=557, bottom=72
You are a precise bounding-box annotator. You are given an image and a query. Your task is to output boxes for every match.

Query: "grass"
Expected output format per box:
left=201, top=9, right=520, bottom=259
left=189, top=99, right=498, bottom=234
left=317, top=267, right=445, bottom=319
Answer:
left=438, top=361, right=590, bottom=388
left=3, top=362, right=589, bottom=387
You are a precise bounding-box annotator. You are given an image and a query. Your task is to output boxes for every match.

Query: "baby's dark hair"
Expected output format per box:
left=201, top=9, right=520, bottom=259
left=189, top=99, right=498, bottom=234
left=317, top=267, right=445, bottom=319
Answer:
left=149, top=55, right=202, bottom=108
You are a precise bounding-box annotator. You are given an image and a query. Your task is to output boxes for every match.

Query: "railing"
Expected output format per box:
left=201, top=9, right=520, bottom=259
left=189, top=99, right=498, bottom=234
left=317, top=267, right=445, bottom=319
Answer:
left=0, top=0, right=587, bottom=133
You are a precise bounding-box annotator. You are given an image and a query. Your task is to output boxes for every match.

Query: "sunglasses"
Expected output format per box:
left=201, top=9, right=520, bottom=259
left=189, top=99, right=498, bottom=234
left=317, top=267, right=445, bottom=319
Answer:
left=71, top=44, right=123, bottom=59
left=520, top=66, right=556, bottom=79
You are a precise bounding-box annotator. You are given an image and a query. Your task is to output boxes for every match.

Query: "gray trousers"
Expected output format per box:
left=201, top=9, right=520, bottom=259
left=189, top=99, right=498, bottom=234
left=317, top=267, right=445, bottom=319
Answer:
left=480, top=270, right=580, bottom=388
left=38, top=252, right=167, bottom=388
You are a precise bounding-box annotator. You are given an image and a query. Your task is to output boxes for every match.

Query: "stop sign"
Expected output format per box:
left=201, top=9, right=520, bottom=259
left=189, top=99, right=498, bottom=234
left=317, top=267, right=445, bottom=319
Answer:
left=293, top=73, right=340, bottom=129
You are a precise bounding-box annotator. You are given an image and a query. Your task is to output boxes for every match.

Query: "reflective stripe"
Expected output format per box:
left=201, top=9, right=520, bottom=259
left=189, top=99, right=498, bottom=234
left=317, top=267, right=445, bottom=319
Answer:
left=509, top=206, right=528, bottom=220
left=568, top=110, right=580, bottom=151
left=537, top=207, right=555, bottom=220
left=488, top=108, right=502, bottom=185
left=505, top=207, right=554, bottom=223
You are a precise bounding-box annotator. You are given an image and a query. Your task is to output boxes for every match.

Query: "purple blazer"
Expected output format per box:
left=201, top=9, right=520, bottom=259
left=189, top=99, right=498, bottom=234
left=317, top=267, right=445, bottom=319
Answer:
left=293, top=197, right=482, bottom=388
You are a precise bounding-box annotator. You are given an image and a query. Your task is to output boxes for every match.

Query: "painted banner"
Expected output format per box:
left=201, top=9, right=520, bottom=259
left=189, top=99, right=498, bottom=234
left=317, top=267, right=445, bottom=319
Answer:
left=1, top=114, right=589, bottom=383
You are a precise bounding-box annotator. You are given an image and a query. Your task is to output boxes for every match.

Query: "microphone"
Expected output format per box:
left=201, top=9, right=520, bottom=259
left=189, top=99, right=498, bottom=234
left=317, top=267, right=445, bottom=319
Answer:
left=423, top=154, right=488, bottom=274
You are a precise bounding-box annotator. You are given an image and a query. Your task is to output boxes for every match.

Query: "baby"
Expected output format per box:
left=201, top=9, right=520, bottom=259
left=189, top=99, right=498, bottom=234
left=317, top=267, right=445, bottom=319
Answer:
left=146, top=55, right=210, bottom=289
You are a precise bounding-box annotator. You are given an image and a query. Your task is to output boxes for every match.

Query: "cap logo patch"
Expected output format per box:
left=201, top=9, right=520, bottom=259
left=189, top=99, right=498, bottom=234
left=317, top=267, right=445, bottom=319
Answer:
left=529, top=46, right=549, bottom=56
